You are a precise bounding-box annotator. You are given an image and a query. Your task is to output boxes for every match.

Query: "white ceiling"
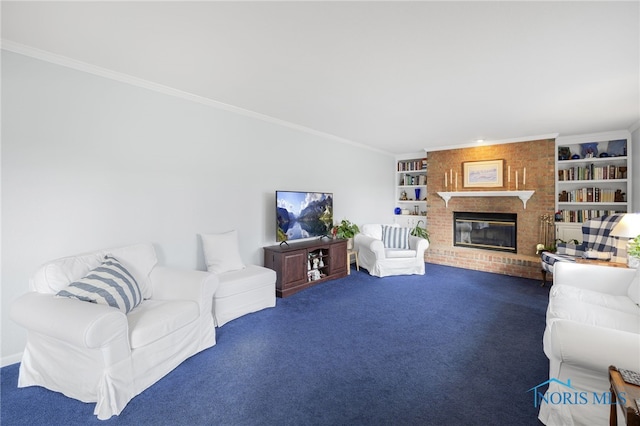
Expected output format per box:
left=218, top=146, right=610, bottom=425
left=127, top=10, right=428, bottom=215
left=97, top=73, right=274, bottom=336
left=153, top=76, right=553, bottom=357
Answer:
left=2, top=1, right=639, bottom=155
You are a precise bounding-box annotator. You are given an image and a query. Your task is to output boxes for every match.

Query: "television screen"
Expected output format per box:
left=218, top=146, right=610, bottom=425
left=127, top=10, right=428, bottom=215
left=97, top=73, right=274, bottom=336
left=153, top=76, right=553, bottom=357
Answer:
left=276, top=191, right=333, bottom=242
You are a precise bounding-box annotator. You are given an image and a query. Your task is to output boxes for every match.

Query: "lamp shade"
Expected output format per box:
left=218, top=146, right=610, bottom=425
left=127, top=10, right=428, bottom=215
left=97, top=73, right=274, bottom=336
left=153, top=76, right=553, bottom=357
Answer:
left=610, top=213, right=640, bottom=238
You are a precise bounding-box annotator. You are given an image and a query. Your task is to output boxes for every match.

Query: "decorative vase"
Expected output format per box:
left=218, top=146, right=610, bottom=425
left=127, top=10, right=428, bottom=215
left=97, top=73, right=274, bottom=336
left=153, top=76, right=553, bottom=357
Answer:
left=580, top=142, right=599, bottom=158
left=629, top=256, right=640, bottom=269
left=414, top=188, right=421, bottom=201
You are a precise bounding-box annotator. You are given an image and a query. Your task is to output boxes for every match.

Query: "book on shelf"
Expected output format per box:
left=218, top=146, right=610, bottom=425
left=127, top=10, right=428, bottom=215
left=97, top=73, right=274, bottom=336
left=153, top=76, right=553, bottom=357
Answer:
left=556, top=209, right=625, bottom=223
left=397, top=159, right=427, bottom=172
left=559, top=187, right=622, bottom=203
left=557, top=165, right=625, bottom=181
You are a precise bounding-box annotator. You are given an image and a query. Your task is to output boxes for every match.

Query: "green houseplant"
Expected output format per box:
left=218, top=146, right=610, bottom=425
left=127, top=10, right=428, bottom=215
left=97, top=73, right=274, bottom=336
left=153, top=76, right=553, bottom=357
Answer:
left=332, top=219, right=360, bottom=249
left=410, top=220, right=430, bottom=242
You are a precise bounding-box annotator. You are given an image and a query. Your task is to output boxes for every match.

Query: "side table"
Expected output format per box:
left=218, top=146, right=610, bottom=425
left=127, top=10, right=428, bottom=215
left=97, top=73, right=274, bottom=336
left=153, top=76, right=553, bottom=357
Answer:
left=576, top=258, right=628, bottom=269
left=347, top=249, right=359, bottom=275
left=609, top=365, right=640, bottom=426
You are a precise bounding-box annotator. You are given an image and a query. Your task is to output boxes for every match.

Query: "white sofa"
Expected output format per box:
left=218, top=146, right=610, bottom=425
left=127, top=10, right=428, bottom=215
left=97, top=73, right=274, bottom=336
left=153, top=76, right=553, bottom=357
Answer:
left=354, top=223, right=429, bottom=277
left=10, top=243, right=218, bottom=420
left=539, top=261, right=640, bottom=426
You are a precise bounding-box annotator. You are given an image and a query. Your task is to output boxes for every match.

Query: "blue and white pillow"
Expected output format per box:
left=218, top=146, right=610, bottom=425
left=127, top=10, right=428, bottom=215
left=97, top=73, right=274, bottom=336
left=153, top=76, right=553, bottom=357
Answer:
left=382, top=225, right=410, bottom=249
left=57, top=255, right=142, bottom=314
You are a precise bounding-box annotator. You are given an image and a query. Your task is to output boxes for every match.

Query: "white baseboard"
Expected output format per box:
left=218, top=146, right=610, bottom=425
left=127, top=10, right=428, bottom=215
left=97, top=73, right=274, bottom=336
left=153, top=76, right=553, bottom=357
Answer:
left=2, top=352, right=22, bottom=368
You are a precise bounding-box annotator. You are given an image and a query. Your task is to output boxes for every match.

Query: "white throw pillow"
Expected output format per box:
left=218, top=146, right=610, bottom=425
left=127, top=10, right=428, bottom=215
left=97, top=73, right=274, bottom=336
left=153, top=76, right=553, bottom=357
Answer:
left=582, top=250, right=612, bottom=261
left=201, top=230, right=245, bottom=274
left=361, top=223, right=398, bottom=240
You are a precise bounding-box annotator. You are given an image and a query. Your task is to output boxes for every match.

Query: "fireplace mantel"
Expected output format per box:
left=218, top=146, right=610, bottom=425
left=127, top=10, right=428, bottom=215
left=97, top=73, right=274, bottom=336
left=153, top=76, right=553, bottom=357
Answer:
left=436, top=190, right=535, bottom=209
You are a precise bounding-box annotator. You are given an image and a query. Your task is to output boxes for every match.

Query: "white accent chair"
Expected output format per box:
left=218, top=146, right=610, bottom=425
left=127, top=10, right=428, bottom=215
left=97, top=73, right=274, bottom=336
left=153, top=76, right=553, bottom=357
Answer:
left=10, top=243, right=218, bottom=420
left=201, top=231, right=276, bottom=326
left=354, top=223, right=429, bottom=277
left=539, top=261, right=640, bottom=426
left=213, top=265, right=277, bottom=326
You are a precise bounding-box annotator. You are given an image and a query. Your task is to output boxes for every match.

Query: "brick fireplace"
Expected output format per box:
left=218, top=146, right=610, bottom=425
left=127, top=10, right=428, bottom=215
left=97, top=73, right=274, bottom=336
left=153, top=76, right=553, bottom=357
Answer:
left=424, top=139, right=555, bottom=280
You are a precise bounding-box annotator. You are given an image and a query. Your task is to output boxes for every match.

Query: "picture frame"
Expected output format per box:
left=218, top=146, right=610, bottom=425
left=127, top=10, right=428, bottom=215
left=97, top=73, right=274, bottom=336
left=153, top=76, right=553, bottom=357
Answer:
left=463, top=159, right=504, bottom=188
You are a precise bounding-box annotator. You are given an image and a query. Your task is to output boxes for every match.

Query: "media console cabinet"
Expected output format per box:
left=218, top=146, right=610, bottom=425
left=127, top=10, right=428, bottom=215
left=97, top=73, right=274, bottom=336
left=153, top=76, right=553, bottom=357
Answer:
left=264, top=238, right=348, bottom=297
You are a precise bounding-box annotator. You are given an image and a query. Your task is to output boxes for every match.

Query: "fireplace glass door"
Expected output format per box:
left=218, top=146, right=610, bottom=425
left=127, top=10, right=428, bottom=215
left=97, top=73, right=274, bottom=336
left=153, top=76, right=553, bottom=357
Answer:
left=454, top=212, right=517, bottom=253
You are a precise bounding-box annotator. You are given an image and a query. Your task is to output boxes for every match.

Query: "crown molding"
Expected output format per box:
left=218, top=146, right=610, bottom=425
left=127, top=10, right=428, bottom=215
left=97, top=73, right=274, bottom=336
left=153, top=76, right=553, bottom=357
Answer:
left=1, top=40, right=393, bottom=156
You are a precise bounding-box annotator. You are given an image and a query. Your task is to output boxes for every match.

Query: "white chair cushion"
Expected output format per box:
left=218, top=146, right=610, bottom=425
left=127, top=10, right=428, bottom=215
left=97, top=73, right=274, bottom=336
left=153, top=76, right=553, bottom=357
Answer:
left=628, top=267, right=640, bottom=306
left=361, top=224, right=384, bottom=240
left=384, top=249, right=418, bottom=259
left=582, top=250, right=612, bottom=260
left=33, top=254, right=103, bottom=293
left=548, top=290, right=640, bottom=334
left=56, top=255, right=143, bottom=314
left=201, top=230, right=245, bottom=274
left=551, top=284, right=639, bottom=315
left=127, top=299, right=199, bottom=349
left=31, top=243, right=157, bottom=299
left=108, top=244, right=158, bottom=299
left=216, top=265, right=276, bottom=298
left=362, top=223, right=400, bottom=241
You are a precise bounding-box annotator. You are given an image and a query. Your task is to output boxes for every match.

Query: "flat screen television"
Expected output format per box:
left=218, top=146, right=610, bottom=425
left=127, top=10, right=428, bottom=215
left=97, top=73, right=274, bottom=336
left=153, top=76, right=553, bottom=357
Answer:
left=276, top=191, right=333, bottom=242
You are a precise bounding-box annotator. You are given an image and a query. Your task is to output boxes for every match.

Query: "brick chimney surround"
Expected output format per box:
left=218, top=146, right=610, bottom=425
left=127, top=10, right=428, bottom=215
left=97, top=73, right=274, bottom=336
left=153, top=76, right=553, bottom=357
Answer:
left=424, top=139, right=556, bottom=280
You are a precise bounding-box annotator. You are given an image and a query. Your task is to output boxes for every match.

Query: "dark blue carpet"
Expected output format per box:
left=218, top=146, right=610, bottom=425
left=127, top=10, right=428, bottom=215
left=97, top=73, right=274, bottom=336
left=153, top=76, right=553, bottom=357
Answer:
left=1, top=263, right=549, bottom=425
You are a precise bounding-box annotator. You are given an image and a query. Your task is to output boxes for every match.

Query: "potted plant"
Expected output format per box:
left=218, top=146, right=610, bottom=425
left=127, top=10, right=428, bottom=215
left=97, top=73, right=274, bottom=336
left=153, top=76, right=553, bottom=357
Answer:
left=410, top=220, right=430, bottom=242
left=332, top=219, right=360, bottom=249
left=628, top=234, right=640, bottom=268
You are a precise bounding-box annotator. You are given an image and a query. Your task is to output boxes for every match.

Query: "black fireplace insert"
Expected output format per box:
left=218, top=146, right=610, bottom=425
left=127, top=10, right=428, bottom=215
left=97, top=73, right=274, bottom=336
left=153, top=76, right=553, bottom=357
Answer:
left=454, top=212, right=517, bottom=253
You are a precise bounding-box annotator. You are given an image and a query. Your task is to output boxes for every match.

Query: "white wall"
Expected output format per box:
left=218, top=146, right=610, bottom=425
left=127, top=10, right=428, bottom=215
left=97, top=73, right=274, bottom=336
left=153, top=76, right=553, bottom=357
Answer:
left=1, top=51, right=395, bottom=363
left=632, top=125, right=640, bottom=213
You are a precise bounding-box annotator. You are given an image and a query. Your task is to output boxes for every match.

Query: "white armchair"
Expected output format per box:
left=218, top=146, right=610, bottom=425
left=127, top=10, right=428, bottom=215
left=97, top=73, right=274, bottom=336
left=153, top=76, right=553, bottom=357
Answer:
left=539, top=261, right=640, bottom=425
left=10, top=243, right=218, bottom=420
left=354, top=224, right=429, bottom=277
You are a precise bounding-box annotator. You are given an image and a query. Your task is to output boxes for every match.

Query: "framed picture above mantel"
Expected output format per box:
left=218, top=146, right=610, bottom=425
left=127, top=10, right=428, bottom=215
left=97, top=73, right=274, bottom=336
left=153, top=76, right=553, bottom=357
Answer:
left=463, top=159, right=504, bottom=188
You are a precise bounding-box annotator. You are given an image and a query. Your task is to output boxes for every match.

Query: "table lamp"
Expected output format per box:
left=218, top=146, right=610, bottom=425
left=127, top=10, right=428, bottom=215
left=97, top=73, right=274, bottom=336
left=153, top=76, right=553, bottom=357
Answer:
left=610, top=213, right=640, bottom=268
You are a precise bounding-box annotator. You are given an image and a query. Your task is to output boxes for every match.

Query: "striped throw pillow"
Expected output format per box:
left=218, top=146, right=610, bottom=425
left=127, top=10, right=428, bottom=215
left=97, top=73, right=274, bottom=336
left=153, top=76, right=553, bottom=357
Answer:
left=57, top=255, right=142, bottom=314
left=382, top=225, right=410, bottom=249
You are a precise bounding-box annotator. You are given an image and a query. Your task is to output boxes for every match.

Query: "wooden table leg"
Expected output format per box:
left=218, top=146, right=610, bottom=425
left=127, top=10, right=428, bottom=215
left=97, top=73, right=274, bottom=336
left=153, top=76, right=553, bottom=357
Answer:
left=610, top=381, right=617, bottom=426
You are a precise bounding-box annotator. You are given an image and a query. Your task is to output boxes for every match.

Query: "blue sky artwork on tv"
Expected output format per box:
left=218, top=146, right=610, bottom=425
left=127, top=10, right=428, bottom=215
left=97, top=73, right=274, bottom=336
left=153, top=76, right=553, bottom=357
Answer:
left=276, top=191, right=333, bottom=242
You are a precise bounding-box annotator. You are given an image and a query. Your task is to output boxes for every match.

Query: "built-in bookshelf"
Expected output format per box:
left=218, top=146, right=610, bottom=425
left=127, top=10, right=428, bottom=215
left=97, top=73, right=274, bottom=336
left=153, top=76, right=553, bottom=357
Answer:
left=555, top=130, right=632, bottom=241
left=395, top=154, right=427, bottom=228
